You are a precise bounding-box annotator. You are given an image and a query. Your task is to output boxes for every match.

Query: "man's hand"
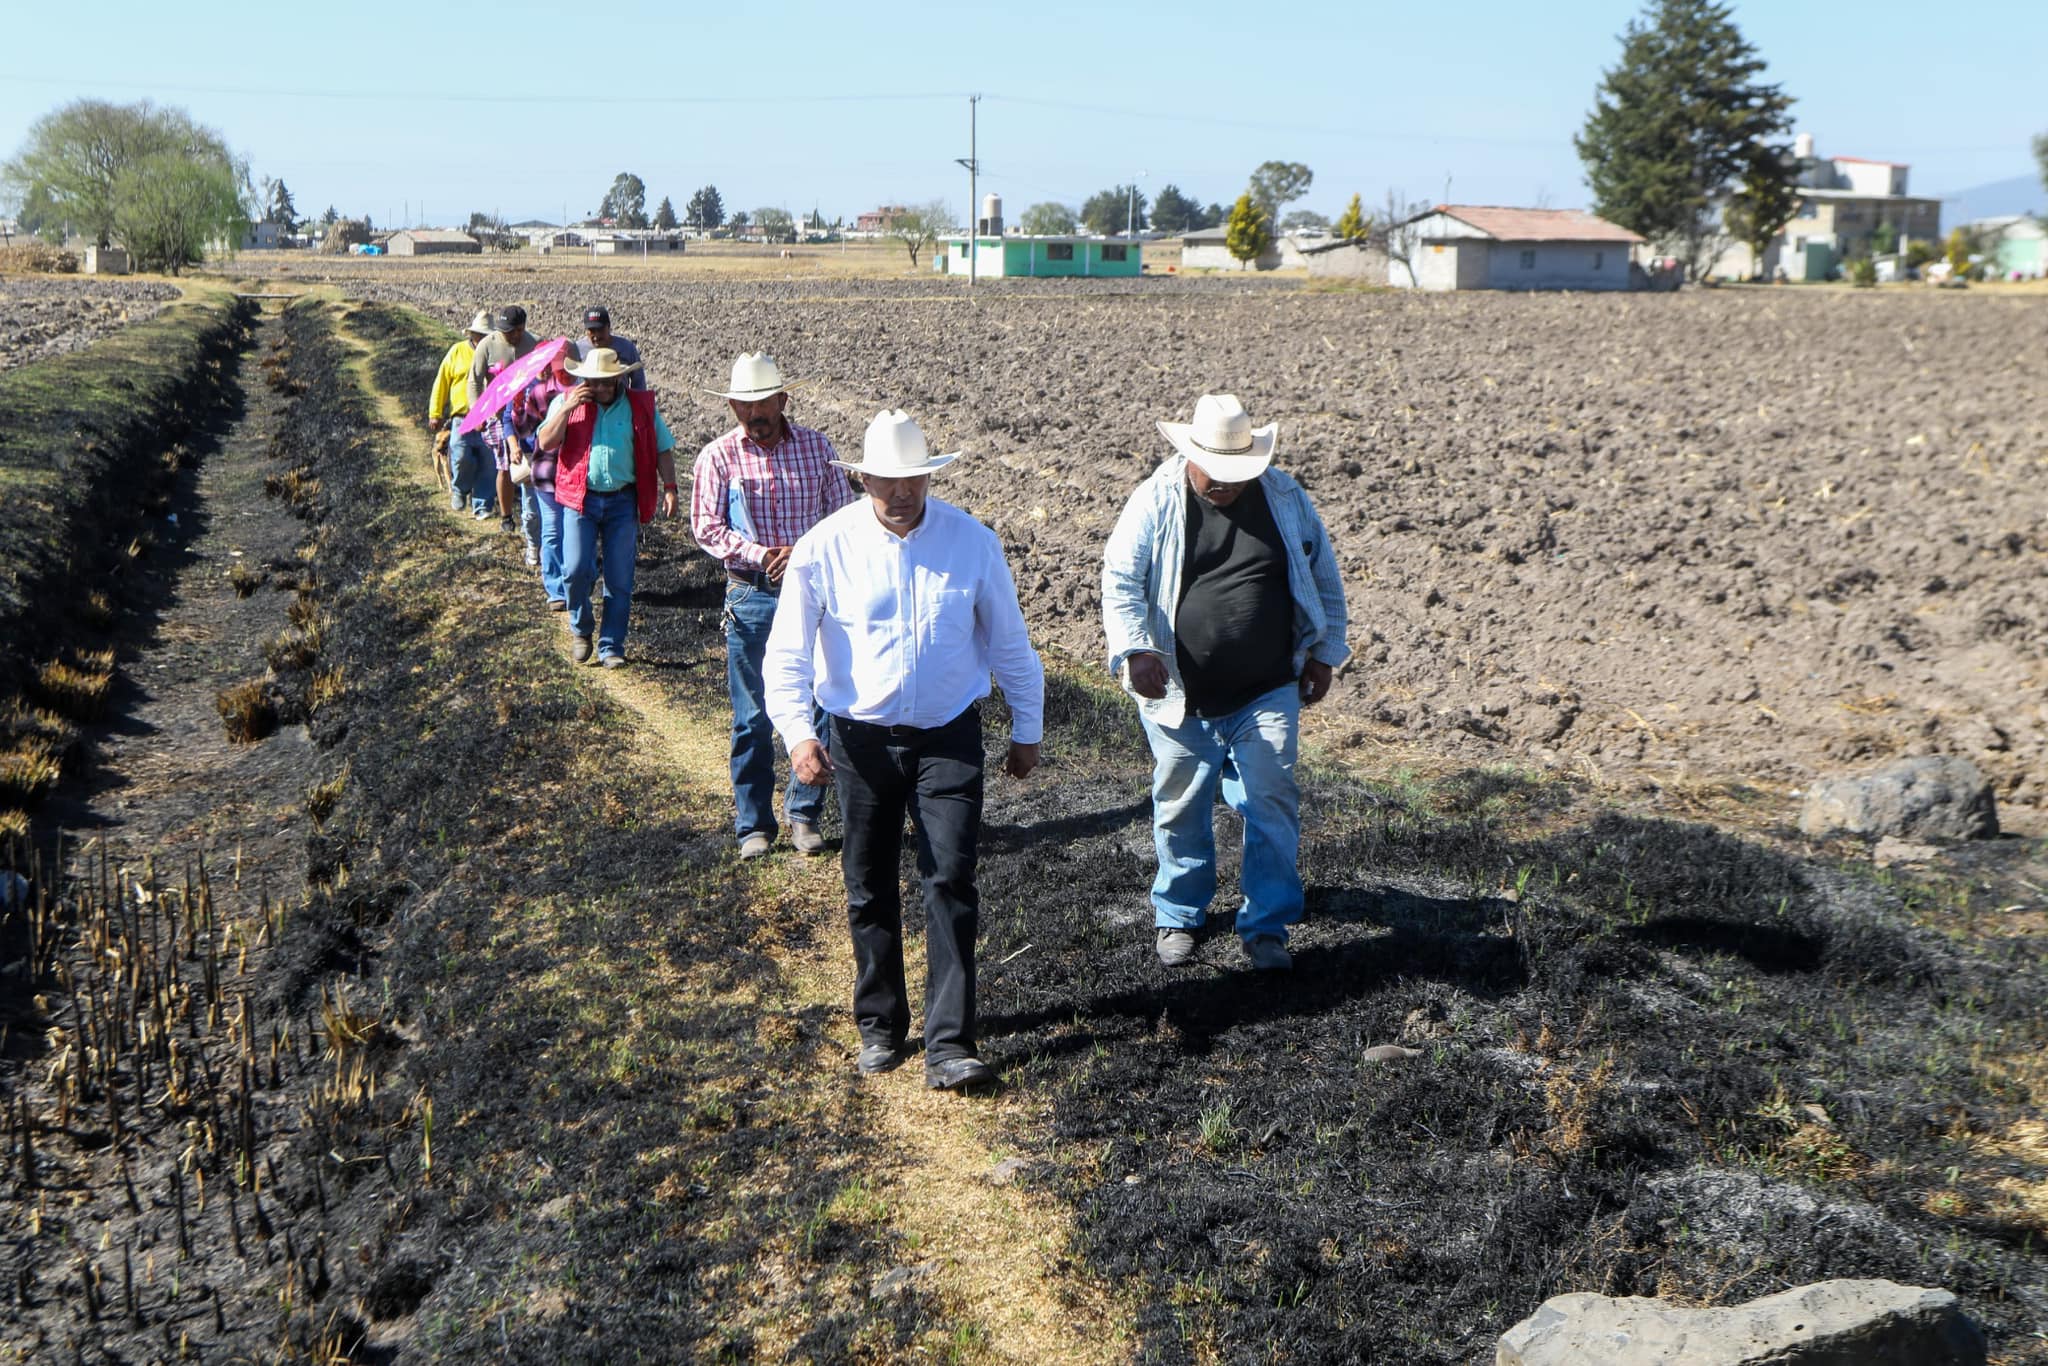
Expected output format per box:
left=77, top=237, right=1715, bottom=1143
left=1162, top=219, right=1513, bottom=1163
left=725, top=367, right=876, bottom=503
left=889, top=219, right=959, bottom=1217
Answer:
left=791, top=739, right=834, bottom=787
left=659, top=486, right=679, bottom=520
left=1300, top=659, right=1334, bottom=706
left=761, top=546, right=793, bottom=581
left=1003, top=741, right=1040, bottom=779
left=1125, top=652, right=1169, bottom=700
left=426, top=415, right=443, bottom=431
left=569, top=382, right=597, bottom=408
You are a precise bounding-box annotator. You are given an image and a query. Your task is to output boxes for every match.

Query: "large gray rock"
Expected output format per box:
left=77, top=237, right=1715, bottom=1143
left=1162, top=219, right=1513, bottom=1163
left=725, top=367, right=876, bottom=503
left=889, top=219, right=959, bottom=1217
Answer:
left=1497, top=1278, right=1985, bottom=1365
left=1798, top=756, right=1997, bottom=840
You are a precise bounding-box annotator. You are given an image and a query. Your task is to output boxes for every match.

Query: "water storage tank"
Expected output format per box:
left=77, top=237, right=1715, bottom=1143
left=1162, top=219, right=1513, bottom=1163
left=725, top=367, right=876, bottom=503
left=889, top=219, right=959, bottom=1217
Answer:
left=978, top=193, right=1003, bottom=237
left=1794, top=132, right=1814, bottom=160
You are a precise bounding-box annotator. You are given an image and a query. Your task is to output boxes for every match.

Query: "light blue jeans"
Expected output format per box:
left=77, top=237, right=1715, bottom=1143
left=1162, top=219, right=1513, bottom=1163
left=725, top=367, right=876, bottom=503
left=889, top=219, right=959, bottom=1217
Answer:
left=562, top=487, right=637, bottom=658
left=448, top=425, right=494, bottom=515
left=1140, top=682, right=1303, bottom=943
left=530, top=482, right=566, bottom=605
left=723, top=582, right=827, bottom=840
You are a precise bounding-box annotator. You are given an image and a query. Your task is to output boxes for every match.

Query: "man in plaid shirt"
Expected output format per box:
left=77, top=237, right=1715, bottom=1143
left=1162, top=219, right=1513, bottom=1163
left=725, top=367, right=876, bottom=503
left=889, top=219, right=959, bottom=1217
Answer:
left=692, top=353, right=858, bottom=859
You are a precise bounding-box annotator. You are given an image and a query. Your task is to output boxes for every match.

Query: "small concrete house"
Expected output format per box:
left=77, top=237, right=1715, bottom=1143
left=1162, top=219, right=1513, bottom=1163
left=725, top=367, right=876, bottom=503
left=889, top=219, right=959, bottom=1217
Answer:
left=1971, top=215, right=2046, bottom=279
left=386, top=229, right=481, bottom=256
left=935, top=235, right=1140, bottom=278
left=1388, top=206, right=1641, bottom=291
left=1180, top=228, right=1309, bottom=271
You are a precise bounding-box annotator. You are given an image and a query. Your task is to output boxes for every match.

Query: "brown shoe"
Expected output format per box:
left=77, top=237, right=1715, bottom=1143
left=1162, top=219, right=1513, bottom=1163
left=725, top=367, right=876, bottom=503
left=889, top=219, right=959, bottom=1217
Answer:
left=789, top=821, right=826, bottom=855
left=571, top=635, right=593, bottom=664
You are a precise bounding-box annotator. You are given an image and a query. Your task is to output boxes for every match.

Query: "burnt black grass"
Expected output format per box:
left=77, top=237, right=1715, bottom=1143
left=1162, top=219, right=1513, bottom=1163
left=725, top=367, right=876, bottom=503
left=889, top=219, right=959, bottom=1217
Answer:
left=352, top=302, right=2048, bottom=1363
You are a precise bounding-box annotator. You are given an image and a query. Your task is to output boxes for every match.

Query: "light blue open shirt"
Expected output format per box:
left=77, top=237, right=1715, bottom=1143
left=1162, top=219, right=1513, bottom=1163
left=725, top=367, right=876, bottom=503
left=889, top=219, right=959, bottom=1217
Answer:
left=1101, top=455, right=1350, bottom=728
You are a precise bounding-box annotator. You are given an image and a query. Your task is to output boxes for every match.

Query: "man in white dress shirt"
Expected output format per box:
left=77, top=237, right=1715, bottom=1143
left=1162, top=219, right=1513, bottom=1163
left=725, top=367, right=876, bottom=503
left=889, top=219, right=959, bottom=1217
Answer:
left=764, top=410, right=1044, bottom=1091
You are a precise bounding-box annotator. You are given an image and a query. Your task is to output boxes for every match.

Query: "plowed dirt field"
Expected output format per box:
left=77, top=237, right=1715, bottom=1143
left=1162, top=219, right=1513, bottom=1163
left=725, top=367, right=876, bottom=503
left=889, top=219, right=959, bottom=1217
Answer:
left=0, top=275, right=181, bottom=371
left=308, top=270, right=2048, bottom=828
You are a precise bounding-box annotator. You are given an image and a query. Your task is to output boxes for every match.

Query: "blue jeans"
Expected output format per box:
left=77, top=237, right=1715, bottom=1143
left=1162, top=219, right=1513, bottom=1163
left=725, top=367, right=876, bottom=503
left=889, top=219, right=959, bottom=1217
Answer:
left=448, top=425, right=494, bottom=514
left=723, top=582, right=827, bottom=840
left=1140, top=682, right=1303, bottom=943
left=562, top=487, right=637, bottom=657
left=530, top=483, right=566, bottom=604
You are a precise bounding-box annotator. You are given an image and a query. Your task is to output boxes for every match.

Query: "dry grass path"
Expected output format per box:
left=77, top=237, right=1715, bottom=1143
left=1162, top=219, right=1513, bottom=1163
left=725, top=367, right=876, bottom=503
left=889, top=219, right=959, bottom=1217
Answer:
left=326, top=293, right=1131, bottom=1362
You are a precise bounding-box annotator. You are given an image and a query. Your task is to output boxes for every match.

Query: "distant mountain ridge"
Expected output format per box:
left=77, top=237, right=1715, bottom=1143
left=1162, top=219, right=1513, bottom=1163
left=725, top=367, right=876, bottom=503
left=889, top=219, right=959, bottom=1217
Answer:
left=1936, top=174, right=2044, bottom=225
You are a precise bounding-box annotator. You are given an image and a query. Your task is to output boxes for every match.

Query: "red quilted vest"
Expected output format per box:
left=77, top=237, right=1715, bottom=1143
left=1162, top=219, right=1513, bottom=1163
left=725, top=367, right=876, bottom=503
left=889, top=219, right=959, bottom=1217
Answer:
left=555, top=389, right=660, bottom=523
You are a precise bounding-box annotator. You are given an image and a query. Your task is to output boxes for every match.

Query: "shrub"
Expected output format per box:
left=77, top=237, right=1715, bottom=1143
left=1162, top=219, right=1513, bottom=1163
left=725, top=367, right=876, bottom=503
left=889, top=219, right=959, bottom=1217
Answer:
left=216, top=679, right=276, bottom=743
left=1848, top=257, right=1878, bottom=288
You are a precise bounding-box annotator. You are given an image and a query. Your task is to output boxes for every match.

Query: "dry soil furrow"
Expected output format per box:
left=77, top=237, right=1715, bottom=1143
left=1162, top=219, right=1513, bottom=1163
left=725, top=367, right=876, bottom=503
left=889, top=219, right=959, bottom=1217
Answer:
left=329, top=302, right=1132, bottom=1362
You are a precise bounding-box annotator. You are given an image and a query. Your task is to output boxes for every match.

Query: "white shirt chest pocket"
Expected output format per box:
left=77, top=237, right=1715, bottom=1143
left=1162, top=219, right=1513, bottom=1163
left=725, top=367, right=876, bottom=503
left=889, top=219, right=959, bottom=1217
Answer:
left=924, top=586, right=977, bottom=650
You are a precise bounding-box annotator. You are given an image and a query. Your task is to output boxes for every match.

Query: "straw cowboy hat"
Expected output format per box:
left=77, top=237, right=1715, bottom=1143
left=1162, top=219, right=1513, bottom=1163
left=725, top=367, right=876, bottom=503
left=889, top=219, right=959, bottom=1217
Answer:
left=465, top=310, right=493, bottom=336
left=706, top=352, right=794, bottom=401
left=1158, top=393, right=1277, bottom=484
left=564, top=347, right=643, bottom=381
left=832, top=409, right=960, bottom=477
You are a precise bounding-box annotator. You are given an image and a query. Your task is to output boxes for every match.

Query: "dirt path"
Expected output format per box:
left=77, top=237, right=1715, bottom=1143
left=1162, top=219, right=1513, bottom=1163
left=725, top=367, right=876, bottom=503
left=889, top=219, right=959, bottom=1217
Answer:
left=330, top=307, right=1133, bottom=1363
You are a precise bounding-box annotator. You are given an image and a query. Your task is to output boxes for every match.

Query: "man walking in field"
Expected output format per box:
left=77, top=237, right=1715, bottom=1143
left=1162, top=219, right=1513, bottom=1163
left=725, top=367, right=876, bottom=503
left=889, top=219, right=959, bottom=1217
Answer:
left=1101, top=393, right=1349, bottom=972
left=467, top=305, right=537, bottom=532
left=571, top=305, right=647, bottom=391
left=535, top=347, right=680, bottom=667
left=428, top=310, right=494, bottom=518
left=763, top=410, right=1043, bottom=1091
left=690, top=353, right=856, bottom=860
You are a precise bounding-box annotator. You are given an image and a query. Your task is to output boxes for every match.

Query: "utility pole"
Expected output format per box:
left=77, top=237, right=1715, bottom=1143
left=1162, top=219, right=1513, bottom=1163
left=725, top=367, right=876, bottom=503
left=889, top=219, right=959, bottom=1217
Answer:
left=954, top=93, right=980, bottom=288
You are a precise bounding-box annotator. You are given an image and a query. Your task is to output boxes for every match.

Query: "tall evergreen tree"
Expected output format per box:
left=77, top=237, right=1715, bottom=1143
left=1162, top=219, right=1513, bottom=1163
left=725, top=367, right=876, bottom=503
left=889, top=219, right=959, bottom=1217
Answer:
left=1575, top=0, right=1794, bottom=279
left=1332, top=193, right=1369, bottom=241
left=1224, top=192, right=1270, bottom=268
left=1149, top=183, right=1202, bottom=234
left=2035, top=132, right=2048, bottom=200
left=653, top=196, right=677, bottom=230
left=685, top=185, right=724, bottom=231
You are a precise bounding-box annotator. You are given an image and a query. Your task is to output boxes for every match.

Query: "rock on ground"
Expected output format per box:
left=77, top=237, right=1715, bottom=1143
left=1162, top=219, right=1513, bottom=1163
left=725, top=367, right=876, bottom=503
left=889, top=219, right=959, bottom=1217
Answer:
left=1799, top=756, right=1998, bottom=841
left=1497, top=1278, right=1986, bottom=1365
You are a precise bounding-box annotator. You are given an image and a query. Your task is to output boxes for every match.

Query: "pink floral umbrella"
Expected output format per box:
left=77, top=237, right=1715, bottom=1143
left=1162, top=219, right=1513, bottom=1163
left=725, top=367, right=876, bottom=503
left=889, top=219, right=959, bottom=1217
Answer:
left=459, top=336, right=569, bottom=435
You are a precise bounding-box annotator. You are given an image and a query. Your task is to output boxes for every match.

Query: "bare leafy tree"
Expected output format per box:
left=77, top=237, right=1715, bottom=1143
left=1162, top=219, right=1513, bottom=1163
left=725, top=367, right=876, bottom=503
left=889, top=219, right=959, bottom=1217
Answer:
left=1018, top=201, right=1076, bottom=235
left=111, top=153, right=245, bottom=274
left=754, top=207, right=795, bottom=243
left=889, top=198, right=955, bottom=268
left=1382, top=190, right=1433, bottom=287
left=1247, top=160, right=1313, bottom=225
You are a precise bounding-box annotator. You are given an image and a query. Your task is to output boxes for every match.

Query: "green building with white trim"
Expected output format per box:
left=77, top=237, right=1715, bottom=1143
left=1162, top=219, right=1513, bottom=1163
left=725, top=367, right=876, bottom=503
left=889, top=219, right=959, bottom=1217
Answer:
left=935, top=233, right=1141, bottom=278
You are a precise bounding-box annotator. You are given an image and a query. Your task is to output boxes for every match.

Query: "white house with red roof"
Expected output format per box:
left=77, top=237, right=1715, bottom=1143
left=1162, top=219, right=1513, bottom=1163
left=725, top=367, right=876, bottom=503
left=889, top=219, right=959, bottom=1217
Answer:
left=1387, top=206, right=1643, bottom=291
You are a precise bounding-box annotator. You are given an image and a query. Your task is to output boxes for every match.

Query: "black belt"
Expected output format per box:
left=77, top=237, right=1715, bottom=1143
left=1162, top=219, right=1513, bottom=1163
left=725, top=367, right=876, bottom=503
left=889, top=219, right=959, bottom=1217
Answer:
left=727, top=569, right=779, bottom=593
left=833, top=704, right=978, bottom=741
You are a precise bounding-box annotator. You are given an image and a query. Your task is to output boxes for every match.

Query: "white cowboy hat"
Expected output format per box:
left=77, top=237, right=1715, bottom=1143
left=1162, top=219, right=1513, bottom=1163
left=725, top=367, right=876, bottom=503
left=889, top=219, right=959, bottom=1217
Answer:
left=465, top=310, right=493, bottom=336
left=1158, top=393, right=1277, bottom=483
left=832, top=409, right=961, bottom=477
left=705, top=351, right=793, bottom=401
left=564, top=347, right=643, bottom=381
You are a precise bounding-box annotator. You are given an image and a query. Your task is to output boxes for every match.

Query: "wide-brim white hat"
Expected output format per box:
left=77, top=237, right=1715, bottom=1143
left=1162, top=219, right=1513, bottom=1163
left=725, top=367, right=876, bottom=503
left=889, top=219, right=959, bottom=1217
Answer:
left=564, top=346, right=643, bottom=381
left=1158, top=393, right=1277, bottom=483
left=465, top=310, right=493, bottom=336
left=706, top=351, right=793, bottom=401
left=832, top=409, right=960, bottom=477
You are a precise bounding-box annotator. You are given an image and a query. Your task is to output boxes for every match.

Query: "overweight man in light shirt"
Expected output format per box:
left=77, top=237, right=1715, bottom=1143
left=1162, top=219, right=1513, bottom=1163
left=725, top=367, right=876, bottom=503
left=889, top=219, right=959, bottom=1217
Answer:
left=691, top=352, right=858, bottom=860
left=764, top=409, right=1044, bottom=1093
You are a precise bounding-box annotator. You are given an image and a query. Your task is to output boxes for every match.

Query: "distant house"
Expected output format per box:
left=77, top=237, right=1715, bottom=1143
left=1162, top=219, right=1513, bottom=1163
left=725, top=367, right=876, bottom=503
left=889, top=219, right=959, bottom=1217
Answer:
left=934, top=234, right=1140, bottom=278
left=525, top=228, right=585, bottom=251
left=1387, top=206, right=1641, bottom=291
left=1180, top=228, right=1309, bottom=271
left=386, top=229, right=481, bottom=256
left=1712, top=135, right=1942, bottom=281
left=591, top=232, right=684, bottom=255
left=1965, top=215, right=2046, bottom=280
left=856, top=205, right=913, bottom=234
left=239, top=221, right=285, bottom=251
left=1302, top=236, right=1389, bottom=281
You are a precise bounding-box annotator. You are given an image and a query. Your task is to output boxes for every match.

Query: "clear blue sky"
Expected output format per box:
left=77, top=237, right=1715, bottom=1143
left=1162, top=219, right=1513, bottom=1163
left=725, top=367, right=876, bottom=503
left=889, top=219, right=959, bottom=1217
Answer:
left=2, top=0, right=2037, bottom=227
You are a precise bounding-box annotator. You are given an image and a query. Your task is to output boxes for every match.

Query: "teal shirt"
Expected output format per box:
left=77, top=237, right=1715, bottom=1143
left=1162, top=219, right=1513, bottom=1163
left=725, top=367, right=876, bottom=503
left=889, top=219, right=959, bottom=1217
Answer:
left=552, top=393, right=675, bottom=491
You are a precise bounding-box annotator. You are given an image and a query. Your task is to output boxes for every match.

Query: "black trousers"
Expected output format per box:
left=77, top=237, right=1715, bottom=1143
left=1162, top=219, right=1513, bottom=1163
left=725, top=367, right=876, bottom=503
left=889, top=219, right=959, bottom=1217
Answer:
left=829, top=705, right=985, bottom=1064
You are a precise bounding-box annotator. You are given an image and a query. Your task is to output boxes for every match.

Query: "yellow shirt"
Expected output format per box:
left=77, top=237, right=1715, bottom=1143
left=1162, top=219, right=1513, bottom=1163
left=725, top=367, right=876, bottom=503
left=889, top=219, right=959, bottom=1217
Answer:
left=429, top=338, right=475, bottom=423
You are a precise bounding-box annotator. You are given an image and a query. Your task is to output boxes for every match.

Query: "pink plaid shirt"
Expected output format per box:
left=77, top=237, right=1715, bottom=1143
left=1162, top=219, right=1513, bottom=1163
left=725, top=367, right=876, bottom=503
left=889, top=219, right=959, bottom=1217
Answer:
left=690, top=421, right=856, bottom=572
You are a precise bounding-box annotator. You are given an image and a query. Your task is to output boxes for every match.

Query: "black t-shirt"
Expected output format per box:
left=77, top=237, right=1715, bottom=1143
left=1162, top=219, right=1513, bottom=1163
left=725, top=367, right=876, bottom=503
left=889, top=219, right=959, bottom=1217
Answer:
left=1175, top=480, right=1296, bottom=717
